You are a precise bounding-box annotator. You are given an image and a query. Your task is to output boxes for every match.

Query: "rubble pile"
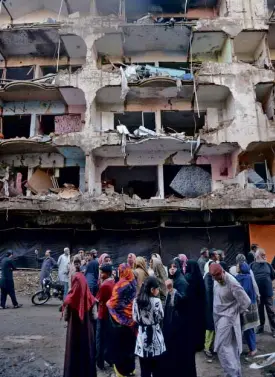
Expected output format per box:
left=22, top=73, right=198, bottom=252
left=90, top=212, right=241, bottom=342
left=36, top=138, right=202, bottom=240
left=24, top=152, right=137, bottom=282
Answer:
left=13, top=270, right=41, bottom=296
left=199, top=184, right=275, bottom=201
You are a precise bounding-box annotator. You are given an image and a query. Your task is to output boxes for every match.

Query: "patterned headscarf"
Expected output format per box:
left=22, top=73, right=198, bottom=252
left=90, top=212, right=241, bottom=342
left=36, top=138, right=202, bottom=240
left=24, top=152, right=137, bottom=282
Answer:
left=98, top=253, right=110, bottom=266
left=178, top=254, right=188, bottom=274
left=63, top=272, right=96, bottom=321
left=135, top=257, right=149, bottom=275
left=107, top=263, right=137, bottom=327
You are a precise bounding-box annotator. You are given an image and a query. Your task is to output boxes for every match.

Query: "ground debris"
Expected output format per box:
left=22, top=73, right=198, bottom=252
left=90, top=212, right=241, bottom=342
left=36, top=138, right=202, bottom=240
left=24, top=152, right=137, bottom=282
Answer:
left=13, top=271, right=41, bottom=296
left=0, top=351, right=62, bottom=377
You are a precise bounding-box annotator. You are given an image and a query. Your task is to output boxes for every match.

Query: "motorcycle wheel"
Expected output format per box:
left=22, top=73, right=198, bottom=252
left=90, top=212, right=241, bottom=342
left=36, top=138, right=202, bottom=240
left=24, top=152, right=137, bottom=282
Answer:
left=31, top=291, right=50, bottom=305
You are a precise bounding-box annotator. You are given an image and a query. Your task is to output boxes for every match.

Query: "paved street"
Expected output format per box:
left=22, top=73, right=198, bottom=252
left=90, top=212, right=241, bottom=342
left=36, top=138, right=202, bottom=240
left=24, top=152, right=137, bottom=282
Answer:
left=0, top=295, right=274, bottom=376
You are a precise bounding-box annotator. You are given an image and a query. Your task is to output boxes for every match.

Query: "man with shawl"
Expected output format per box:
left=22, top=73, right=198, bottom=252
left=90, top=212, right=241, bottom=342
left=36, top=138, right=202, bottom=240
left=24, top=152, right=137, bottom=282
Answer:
left=134, top=257, right=149, bottom=294
left=251, top=248, right=275, bottom=336
left=236, top=263, right=260, bottom=356
left=151, top=257, right=168, bottom=306
left=210, top=263, right=251, bottom=377
left=63, top=258, right=98, bottom=377
left=185, top=260, right=206, bottom=352
left=107, top=263, right=137, bottom=377
left=163, top=259, right=197, bottom=377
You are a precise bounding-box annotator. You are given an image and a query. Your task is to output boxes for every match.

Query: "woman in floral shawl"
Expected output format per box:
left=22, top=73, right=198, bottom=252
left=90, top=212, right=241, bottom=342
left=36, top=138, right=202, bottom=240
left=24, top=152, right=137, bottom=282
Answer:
left=107, top=263, right=137, bottom=377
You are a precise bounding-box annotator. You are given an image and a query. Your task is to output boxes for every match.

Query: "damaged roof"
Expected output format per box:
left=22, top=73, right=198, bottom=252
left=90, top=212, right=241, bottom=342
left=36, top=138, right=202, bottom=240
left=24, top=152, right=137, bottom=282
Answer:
left=95, top=25, right=191, bottom=57
left=0, top=28, right=87, bottom=59
left=124, top=0, right=218, bottom=20
left=0, top=0, right=92, bottom=19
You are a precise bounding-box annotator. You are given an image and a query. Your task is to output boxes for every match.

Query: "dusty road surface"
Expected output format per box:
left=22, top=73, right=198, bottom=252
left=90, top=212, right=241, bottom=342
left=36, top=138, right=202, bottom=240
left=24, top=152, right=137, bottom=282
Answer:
left=0, top=295, right=274, bottom=377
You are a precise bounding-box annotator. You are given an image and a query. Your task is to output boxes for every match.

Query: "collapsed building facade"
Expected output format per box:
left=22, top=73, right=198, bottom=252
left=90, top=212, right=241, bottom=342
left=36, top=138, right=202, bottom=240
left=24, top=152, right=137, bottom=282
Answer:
left=1, top=0, right=275, bottom=265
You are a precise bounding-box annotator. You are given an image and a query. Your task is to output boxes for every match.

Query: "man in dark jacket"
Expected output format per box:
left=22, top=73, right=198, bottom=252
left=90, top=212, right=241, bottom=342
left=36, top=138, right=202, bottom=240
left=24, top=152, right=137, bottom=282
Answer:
left=0, top=251, right=22, bottom=309
left=251, top=248, right=275, bottom=336
left=198, top=247, right=209, bottom=275
left=84, top=249, right=99, bottom=296
left=247, top=244, right=258, bottom=264
left=35, top=249, right=57, bottom=286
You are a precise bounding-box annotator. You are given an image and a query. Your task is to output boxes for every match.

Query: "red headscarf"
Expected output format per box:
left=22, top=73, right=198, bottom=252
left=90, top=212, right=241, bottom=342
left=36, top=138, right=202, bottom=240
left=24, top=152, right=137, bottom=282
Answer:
left=63, top=272, right=96, bottom=321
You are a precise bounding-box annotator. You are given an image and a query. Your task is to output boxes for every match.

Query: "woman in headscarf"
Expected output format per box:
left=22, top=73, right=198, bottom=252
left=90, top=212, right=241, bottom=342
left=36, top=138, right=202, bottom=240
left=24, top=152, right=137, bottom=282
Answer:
left=178, top=254, right=188, bottom=274
left=151, top=257, right=168, bottom=306
left=236, top=262, right=260, bottom=356
left=251, top=249, right=275, bottom=336
left=107, top=263, right=137, bottom=377
left=151, top=253, right=168, bottom=275
left=63, top=257, right=98, bottom=377
left=185, top=260, right=206, bottom=352
left=229, top=254, right=260, bottom=300
left=127, top=253, right=137, bottom=270
left=98, top=253, right=111, bottom=267
left=134, top=257, right=149, bottom=294
left=163, top=259, right=197, bottom=377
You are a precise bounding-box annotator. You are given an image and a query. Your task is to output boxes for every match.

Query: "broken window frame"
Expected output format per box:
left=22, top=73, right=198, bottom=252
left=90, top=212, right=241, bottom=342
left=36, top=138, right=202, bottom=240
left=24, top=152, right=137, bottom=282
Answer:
left=114, top=111, right=156, bottom=133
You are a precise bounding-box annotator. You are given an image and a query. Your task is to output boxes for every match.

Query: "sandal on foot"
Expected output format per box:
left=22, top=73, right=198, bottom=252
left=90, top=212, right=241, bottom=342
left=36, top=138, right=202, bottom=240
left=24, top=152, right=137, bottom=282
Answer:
left=13, top=304, right=23, bottom=309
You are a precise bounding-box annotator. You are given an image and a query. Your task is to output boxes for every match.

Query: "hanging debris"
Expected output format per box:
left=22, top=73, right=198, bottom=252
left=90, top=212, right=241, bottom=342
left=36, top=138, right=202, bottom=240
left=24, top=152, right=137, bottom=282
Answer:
left=170, top=165, right=211, bottom=198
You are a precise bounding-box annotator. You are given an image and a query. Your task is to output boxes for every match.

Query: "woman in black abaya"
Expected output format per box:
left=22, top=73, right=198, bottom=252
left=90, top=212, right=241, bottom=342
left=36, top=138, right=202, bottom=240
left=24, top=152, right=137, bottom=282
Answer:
left=163, top=259, right=197, bottom=377
left=185, top=260, right=206, bottom=352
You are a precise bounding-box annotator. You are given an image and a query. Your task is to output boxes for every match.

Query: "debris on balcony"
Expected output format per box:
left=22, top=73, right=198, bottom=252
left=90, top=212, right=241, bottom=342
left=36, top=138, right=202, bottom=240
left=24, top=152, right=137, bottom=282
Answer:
left=120, top=64, right=193, bottom=99
left=26, top=169, right=54, bottom=195
left=50, top=184, right=80, bottom=199
left=133, top=126, right=157, bottom=137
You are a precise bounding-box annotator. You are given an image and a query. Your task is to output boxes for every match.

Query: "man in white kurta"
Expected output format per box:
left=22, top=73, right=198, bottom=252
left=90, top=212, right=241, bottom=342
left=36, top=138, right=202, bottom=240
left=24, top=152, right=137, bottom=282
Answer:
left=57, top=247, right=70, bottom=299
left=209, top=263, right=251, bottom=377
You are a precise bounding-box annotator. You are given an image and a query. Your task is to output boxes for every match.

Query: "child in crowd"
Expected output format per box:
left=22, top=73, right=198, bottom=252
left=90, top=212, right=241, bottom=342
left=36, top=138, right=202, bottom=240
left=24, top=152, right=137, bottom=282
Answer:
left=133, top=276, right=166, bottom=377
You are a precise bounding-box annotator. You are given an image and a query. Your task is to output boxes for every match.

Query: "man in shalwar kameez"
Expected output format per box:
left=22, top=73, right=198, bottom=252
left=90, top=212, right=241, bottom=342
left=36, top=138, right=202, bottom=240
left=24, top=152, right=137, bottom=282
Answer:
left=209, top=263, right=251, bottom=377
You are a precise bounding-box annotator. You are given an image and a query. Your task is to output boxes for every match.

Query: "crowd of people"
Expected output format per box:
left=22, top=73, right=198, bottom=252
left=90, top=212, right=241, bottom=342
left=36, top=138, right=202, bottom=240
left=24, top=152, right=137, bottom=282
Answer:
left=1, top=244, right=275, bottom=377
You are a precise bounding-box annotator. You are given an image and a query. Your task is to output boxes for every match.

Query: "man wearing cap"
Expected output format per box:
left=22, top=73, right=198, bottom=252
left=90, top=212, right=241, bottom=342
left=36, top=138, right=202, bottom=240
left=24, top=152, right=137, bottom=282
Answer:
left=96, top=263, right=115, bottom=370
left=197, top=247, right=209, bottom=275
left=0, top=251, right=22, bottom=309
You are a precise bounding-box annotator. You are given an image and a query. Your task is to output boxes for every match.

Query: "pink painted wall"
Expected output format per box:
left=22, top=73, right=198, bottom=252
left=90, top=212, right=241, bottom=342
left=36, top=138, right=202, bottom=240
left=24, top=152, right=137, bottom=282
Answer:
left=197, top=155, right=233, bottom=180
left=55, top=115, right=82, bottom=134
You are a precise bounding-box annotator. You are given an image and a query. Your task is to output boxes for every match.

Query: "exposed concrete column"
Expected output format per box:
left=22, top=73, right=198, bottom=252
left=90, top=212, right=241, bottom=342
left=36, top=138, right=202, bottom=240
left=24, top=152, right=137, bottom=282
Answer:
left=155, top=110, right=161, bottom=134
left=85, top=153, right=96, bottom=195
left=30, top=114, right=37, bottom=137
left=26, top=168, right=33, bottom=197
left=79, top=167, right=85, bottom=193
left=157, top=164, right=164, bottom=199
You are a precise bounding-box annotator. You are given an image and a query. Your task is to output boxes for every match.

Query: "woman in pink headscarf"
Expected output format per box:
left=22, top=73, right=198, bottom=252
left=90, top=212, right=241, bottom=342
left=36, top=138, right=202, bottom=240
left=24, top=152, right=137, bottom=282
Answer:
left=127, top=253, right=137, bottom=269
left=178, top=254, right=188, bottom=274
left=98, top=253, right=111, bottom=267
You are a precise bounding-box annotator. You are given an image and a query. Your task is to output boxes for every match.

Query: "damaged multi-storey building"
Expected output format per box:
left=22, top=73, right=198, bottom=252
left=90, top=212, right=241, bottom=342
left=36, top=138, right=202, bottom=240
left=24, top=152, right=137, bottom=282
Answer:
left=1, top=0, right=275, bottom=266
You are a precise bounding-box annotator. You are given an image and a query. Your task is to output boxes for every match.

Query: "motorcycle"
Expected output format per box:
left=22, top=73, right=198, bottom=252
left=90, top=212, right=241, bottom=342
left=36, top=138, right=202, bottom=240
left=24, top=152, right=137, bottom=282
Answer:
left=31, top=276, right=64, bottom=305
